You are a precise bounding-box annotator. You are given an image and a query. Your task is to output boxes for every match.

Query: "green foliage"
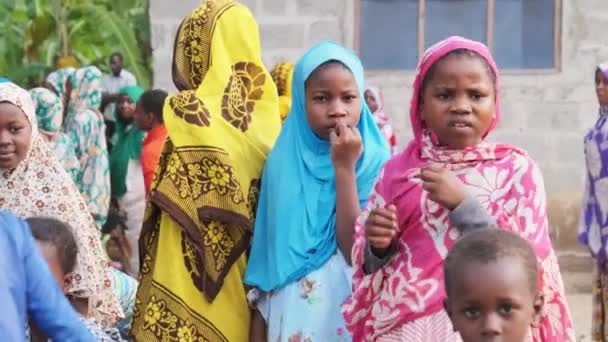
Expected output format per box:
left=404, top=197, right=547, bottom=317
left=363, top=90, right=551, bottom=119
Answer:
left=0, top=0, right=152, bottom=88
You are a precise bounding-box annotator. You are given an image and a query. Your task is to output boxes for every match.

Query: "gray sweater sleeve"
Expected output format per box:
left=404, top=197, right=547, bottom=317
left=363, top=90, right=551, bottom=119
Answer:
left=362, top=196, right=495, bottom=274
left=363, top=242, right=397, bottom=274
left=448, top=195, right=496, bottom=233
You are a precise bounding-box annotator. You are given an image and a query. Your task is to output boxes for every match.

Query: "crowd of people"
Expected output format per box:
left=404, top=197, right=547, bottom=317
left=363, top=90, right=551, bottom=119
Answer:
left=3, top=0, right=608, bottom=341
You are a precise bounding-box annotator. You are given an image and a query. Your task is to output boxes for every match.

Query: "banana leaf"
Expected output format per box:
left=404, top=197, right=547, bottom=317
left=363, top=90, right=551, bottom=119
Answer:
left=74, top=3, right=150, bottom=88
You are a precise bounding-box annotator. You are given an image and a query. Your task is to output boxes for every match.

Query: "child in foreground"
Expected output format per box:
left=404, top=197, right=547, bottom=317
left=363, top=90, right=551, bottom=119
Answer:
left=342, top=36, right=574, bottom=341
left=444, top=228, right=543, bottom=342
left=27, top=217, right=128, bottom=341
left=245, top=41, right=390, bottom=340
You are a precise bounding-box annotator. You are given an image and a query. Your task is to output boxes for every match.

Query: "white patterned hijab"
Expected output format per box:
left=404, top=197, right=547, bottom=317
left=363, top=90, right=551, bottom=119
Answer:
left=0, top=82, right=123, bottom=326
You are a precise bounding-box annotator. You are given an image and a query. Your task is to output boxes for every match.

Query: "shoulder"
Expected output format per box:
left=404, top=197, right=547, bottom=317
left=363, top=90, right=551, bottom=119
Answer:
left=122, top=70, right=136, bottom=84
left=500, top=146, right=540, bottom=174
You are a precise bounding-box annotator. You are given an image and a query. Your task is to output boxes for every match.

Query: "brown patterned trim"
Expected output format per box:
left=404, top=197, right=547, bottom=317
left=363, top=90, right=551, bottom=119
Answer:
left=150, top=191, right=251, bottom=300
left=171, top=0, right=238, bottom=91
left=221, top=62, right=266, bottom=132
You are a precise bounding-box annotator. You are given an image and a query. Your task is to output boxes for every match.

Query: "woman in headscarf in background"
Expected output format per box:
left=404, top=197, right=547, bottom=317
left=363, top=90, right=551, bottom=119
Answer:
left=365, top=85, right=397, bottom=154
left=130, top=1, right=281, bottom=341
left=270, top=61, right=294, bottom=124
left=580, top=62, right=608, bottom=341
left=45, top=67, right=75, bottom=109
left=0, top=82, right=122, bottom=326
left=109, top=85, right=146, bottom=275
left=65, top=66, right=110, bottom=229
left=29, top=87, right=80, bottom=182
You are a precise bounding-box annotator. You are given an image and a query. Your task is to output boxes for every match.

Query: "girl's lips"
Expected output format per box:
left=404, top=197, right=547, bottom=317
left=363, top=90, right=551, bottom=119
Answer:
left=448, top=120, right=472, bottom=128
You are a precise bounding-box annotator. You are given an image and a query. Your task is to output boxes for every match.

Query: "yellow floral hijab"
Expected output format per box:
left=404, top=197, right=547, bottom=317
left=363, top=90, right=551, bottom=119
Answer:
left=270, top=62, right=294, bottom=122
left=143, top=0, right=281, bottom=300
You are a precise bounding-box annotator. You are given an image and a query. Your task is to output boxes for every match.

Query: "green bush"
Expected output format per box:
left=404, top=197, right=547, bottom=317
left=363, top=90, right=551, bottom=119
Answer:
left=0, top=0, right=152, bottom=88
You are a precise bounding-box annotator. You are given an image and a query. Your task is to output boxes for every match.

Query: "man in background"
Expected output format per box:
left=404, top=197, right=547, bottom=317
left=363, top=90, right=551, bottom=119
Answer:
left=101, top=52, right=137, bottom=143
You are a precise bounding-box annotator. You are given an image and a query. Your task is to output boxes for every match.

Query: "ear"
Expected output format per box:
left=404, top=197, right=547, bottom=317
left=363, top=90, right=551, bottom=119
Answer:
left=532, top=292, right=544, bottom=320
left=147, top=112, right=157, bottom=123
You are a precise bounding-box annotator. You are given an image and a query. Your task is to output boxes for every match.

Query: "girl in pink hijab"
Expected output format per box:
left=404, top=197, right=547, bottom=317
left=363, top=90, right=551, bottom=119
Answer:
left=342, top=36, right=574, bottom=341
left=365, top=86, right=397, bottom=154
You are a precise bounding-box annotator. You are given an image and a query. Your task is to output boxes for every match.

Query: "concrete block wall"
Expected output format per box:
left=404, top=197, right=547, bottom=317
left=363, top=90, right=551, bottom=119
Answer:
left=149, top=1, right=608, bottom=243
left=149, top=0, right=353, bottom=92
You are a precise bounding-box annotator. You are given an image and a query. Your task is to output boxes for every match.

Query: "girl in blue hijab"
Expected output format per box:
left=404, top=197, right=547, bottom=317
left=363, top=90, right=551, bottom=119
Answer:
left=245, top=41, right=390, bottom=341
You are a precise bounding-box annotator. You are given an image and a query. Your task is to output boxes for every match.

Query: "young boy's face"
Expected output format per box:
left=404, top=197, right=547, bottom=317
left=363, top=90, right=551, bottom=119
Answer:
left=445, top=257, right=542, bottom=342
left=35, top=241, right=68, bottom=293
left=133, top=99, right=152, bottom=131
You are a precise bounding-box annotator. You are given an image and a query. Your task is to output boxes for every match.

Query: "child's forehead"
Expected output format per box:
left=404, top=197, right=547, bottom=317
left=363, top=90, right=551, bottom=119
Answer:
left=431, top=56, right=490, bottom=78
left=451, top=256, right=531, bottom=287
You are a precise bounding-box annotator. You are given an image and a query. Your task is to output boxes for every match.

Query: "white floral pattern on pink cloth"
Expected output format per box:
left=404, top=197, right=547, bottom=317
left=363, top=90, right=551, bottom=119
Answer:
left=0, top=83, right=122, bottom=326
left=342, top=135, right=575, bottom=341
left=342, top=36, right=574, bottom=341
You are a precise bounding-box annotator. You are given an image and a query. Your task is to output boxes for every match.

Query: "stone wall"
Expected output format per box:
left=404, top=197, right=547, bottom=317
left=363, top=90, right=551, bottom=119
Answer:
left=149, top=1, right=608, bottom=240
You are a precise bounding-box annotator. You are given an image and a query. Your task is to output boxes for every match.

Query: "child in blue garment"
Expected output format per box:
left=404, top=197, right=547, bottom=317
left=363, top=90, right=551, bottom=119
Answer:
left=245, top=41, right=390, bottom=341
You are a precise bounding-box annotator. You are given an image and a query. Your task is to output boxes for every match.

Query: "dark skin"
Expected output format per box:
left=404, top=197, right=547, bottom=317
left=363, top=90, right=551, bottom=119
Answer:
left=596, top=69, right=608, bottom=106
left=134, top=99, right=162, bottom=132
left=444, top=258, right=543, bottom=342
left=30, top=242, right=88, bottom=342
left=365, top=55, right=495, bottom=255
left=0, top=102, right=32, bottom=170
left=305, top=62, right=362, bottom=265
left=250, top=62, right=363, bottom=342
left=364, top=89, right=379, bottom=113
left=101, top=55, right=124, bottom=111
left=117, top=94, right=136, bottom=123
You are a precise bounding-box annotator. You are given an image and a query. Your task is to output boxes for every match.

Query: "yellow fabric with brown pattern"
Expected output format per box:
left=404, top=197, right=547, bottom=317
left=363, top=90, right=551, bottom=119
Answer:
left=144, top=0, right=281, bottom=301
left=270, top=61, right=294, bottom=122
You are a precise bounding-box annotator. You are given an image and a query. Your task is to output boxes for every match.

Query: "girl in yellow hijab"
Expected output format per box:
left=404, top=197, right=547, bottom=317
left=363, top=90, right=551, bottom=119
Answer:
left=130, top=1, right=281, bottom=341
left=270, top=61, right=294, bottom=123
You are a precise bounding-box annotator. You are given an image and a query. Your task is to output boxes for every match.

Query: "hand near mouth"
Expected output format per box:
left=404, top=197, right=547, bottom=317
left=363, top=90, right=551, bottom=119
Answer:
left=330, top=123, right=362, bottom=172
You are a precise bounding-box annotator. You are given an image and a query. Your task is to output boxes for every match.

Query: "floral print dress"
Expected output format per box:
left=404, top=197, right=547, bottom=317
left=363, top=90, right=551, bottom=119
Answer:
left=50, top=133, right=81, bottom=183
left=29, top=87, right=81, bottom=184
left=66, top=67, right=110, bottom=228
left=258, top=253, right=352, bottom=342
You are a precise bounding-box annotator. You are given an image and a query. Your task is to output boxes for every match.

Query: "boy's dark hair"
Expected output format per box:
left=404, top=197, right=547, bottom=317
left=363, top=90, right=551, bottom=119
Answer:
left=444, top=228, right=538, bottom=296
left=110, top=52, right=124, bottom=62
left=26, top=217, right=78, bottom=274
left=140, top=89, right=169, bottom=123
left=420, top=48, right=497, bottom=96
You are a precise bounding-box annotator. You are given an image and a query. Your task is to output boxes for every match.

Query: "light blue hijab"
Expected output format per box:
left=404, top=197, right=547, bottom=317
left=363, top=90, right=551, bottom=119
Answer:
left=244, top=41, right=390, bottom=291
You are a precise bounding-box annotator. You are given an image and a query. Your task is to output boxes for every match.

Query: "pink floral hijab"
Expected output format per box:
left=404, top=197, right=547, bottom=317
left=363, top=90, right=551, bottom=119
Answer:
left=366, top=85, right=397, bottom=153
left=0, top=82, right=122, bottom=326
left=342, top=37, right=574, bottom=341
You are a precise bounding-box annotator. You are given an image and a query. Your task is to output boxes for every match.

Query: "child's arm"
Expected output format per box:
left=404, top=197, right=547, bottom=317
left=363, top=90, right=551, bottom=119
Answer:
left=331, top=124, right=363, bottom=265
left=335, top=167, right=360, bottom=265
left=448, top=195, right=496, bottom=233
left=249, top=309, right=267, bottom=342
left=419, top=166, right=496, bottom=233
left=363, top=205, right=398, bottom=274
